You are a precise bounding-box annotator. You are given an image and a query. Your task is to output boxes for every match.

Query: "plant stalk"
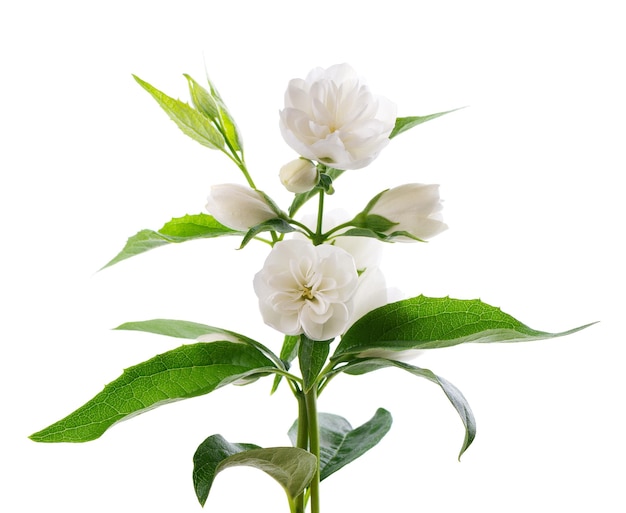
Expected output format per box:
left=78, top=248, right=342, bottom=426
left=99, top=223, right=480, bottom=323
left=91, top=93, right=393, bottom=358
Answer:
left=305, top=386, right=321, bottom=513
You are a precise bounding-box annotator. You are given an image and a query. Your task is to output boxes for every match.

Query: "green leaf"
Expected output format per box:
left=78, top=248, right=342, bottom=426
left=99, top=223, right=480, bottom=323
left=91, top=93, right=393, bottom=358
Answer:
left=271, top=335, right=300, bottom=393
left=299, top=335, right=331, bottom=392
left=184, top=73, right=219, bottom=121
left=133, top=74, right=225, bottom=150
left=288, top=409, right=393, bottom=480
left=29, top=342, right=276, bottom=443
left=101, top=214, right=242, bottom=269
left=194, top=437, right=316, bottom=507
left=114, top=318, right=284, bottom=369
left=333, top=295, right=594, bottom=359
left=288, top=167, right=345, bottom=217
left=389, top=108, right=464, bottom=139
left=335, top=359, right=475, bottom=459
left=206, top=76, right=243, bottom=153
left=239, top=218, right=296, bottom=249
left=193, top=435, right=260, bottom=506
left=337, top=227, right=424, bottom=243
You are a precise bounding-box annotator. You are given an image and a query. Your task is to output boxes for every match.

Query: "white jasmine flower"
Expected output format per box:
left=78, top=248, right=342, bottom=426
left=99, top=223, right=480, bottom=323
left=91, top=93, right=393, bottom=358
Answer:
left=368, top=183, right=448, bottom=241
left=279, top=63, right=397, bottom=170
left=253, top=239, right=359, bottom=341
left=206, top=183, right=278, bottom=231
left=279, top=158, right=319, bottom=193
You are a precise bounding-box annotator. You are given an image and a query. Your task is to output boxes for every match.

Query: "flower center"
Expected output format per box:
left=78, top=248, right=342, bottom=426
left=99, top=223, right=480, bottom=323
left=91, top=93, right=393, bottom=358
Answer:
left=301, top=285, right=315, bottom=301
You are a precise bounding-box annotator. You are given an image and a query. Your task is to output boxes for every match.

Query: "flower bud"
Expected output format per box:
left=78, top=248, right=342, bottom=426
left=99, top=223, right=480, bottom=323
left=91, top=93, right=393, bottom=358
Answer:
left=206, top=183, right=278, bottom=231
left=367, top=183, right=448, bottom=241
left=279, top=158, right=319, bottom=193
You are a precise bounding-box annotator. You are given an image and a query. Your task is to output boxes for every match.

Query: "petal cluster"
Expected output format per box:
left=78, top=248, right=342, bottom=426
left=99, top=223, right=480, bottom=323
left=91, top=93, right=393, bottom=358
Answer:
left=279, top=63, right=397, bottom=170
left=253, top=240, right=359, bottom=341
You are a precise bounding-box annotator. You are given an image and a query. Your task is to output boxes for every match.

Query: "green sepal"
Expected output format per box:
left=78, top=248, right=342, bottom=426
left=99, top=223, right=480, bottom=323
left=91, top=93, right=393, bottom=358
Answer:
left=29, top=342, right=276, bottom=443
left=193, top=435, right=316, bottom=507
left=333, top=359, right=475, bottom=459
left=101, top=214, right=243, bottom=269
left=288, top=409, right=393, bottom=480
left=389, top=108, right=464, bottom=139
left=288, top=167, right=345, bottom=217
left=333, top=295, right=595, bottom=359
left=133, top=74, right=225, bottom=150
left=299, top=335, right=331, bottom=392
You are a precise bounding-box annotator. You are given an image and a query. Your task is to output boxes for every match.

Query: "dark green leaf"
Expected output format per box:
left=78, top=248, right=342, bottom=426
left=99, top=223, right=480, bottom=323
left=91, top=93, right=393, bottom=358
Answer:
left=299, top=335, right=331, bottom=392
left=114, top=318, right=283, bottom=369
left=271, top=335, right=300, bottom=393
left=101, top=214, right=242, bottom=269
left=239, top=218, right=295, bottom=249
left=389, top=108, right=464, bottom=139
left=29, top=342, right=276, bottom=443
left=336, top=359, right=474, bottom=459
left=288, top=409, right=392, bottom=480
left=334, top=295, right=594, bottom=359
left=133, top=75, right=225, bottom=150
left=193, top=434, right=260, bottom=506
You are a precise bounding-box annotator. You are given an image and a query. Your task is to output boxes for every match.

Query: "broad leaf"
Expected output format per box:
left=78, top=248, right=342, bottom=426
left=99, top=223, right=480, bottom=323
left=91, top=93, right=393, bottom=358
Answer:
left=30, top=342, right=276, bottom=443
left=299, top=336, right=331, bottom=392
left=133, top=75, right=225, bottom=150
left=288, top=409, right=393, bottom=480
left=114, top=318, right=283, bottom=369
left=212, top=446, right=316, bottom=505
left=193, top=435, right=260, bottom=506
left=389, top=108, right=463, bottom=139
left=102, top=214, right=242, bottom=269
left=334, top=296, right=594, bottom=359
left=334, top=359, right=475, bottom=459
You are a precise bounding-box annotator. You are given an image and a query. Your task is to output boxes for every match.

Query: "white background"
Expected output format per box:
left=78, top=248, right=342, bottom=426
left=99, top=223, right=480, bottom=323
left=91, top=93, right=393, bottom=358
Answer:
left=2, top=1, right=624, bottom=512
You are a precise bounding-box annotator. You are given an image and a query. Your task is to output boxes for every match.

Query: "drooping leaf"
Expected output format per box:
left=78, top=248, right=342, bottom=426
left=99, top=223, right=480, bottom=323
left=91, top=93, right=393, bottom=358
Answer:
left=114, top=318, right=284, bottom=369
left=196, top=444, right=316, bottom=506
left=29, top=342, right=276, bottom=443
left=299, top=336, right=331, bottom=392
left=333, top=296, right=594, bottom=359
left=333, top=359, right=474, bottom=459
left=288, top=409, right=393, bottom=480
left=133, top=74, right=225, bottom=150
left=389, top=108, right=464, bottom=139
left=193, top=435, right=260, bottom=506
left=101, top=214, right=242, bottom=269
left=337, top=227, right=424, bottom=243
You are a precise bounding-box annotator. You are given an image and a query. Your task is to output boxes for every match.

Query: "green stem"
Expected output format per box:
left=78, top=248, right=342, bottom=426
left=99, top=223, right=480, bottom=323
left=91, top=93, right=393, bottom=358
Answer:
left=305, top=386, right=321, bottom=513
left=312, top=190, right=325, bottom=246
left=294, top=393, right=309, bottom=513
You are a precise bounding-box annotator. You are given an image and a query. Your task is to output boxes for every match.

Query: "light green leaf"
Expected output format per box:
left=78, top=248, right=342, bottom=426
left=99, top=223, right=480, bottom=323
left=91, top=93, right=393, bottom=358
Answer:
left=101, top=214, right=242, bottom=269
left=206, top=76, right=243, bottom=153
left=114, top=318, right=284, bottom=370
left=334, top=295, right=594, bottom=359
left=29, top=342, right=276, bottom=443
left=389, top=108, right=464, bottom=139
left=335, top=359, right=475, bottom=459
left=133, top=74, right=225, bottom=150
left=215, top=446, right=316, bottom=504
left=193, top=435, right=260, bottom=506
left=184, top=73, right=219, bottom=121
left=299, top=335, right=331, bottom=392
left=288, top=409, right=393, bottom=480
